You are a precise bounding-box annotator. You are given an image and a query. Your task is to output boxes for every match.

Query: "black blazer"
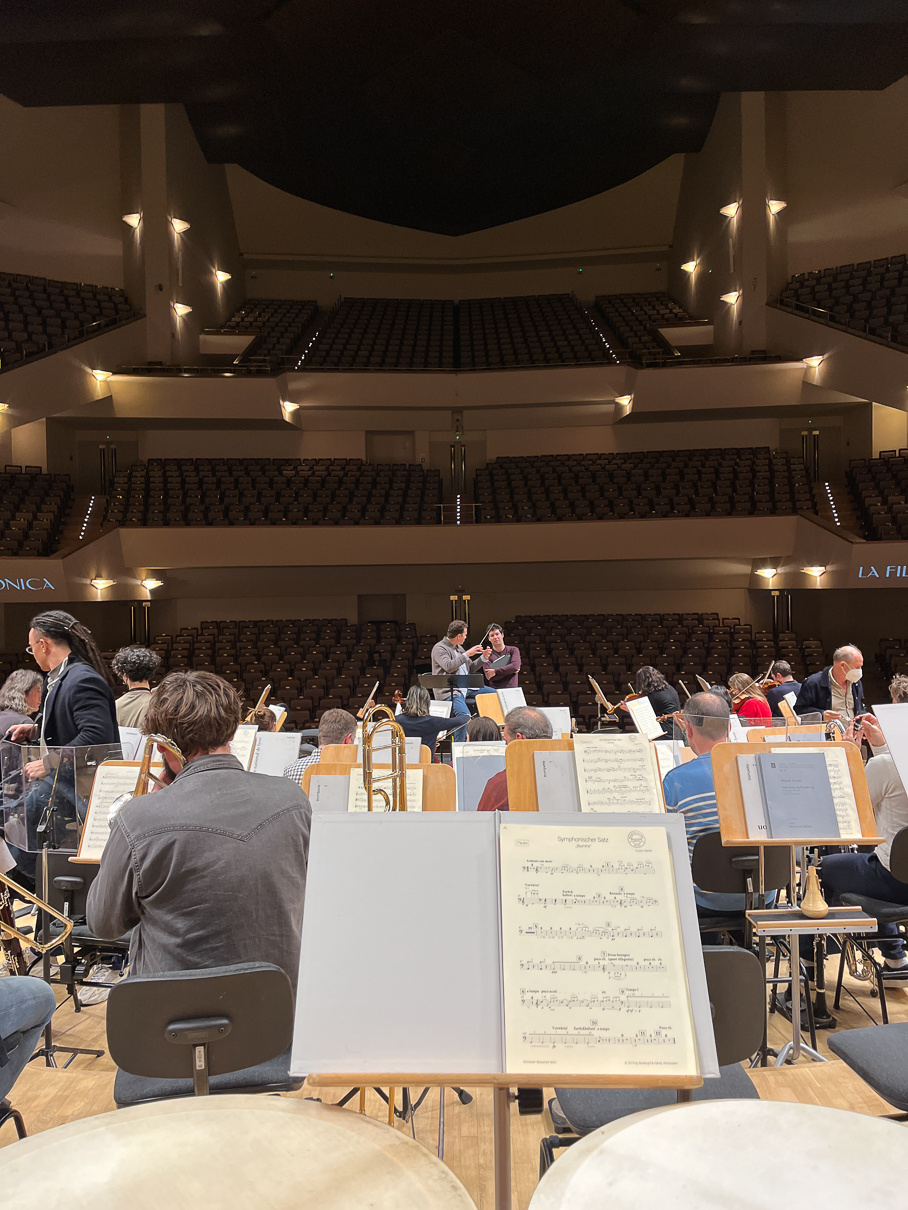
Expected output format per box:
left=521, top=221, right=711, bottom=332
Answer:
left=793, top=666, right=864, bottom=719
left=37, top=657, right=119, bottom=748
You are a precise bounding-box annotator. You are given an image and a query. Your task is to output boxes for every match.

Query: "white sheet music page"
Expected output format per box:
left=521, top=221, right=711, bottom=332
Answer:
left=347, top=768, right=423, bottom=812
left=625, top=696, right=665, bottom=741
left=769, top=747, right=861, bottom=837
left=76, top=762, right=143, bottom=861
left=499, top=822, right=698, bottom=1077
left=229, top=725, right=258, bottom=770
left=249, top=730, right=301, bottom=777
left=573, top=733, right=664, bottom=814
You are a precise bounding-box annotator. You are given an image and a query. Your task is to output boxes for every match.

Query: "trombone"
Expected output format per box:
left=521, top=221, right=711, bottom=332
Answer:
left=361, top=704, right=408, bottom=812
left=107, top=734, right=185, bottom=824
left=1, top=872, right=74, bottom=976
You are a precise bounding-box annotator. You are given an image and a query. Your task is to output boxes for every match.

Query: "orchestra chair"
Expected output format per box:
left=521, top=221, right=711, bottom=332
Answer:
left=477, top=694, right=505, bottom=727
left=504, top=738, right=574, bottom=811
left=300, top=762, right=456, bottom=811
left=828, top=1023, right=908, bottom=1118
left=0, top=976, right=57, bottom=1139
left=107, top=962, right=302, bottom=1106
left=538, top=946, right=765, bottom=1176
left=832, top=825, right=908, bottom=1026
left=39, top=852, right=132, bottom=1010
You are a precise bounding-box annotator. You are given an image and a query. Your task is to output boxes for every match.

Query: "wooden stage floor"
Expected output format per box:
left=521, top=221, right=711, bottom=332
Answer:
left=2, top=958, right=906, bottom=1210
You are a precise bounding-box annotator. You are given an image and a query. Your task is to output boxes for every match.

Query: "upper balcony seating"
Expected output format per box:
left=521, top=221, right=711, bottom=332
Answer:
left=778, top=253, right=908, bottom=350
left=103, top=457, right=443, bottom=527
left=0, top=272, right=136, bottom=371
left=474, top=447, right=814, bottom=524
left=0, top=469, right=74, bottom=556
left=848, top=452, right=908, bottom=539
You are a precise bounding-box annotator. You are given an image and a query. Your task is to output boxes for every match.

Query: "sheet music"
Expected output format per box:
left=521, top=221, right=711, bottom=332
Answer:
left=625, top=696, right=664, bottom=741
left=538, top=706, right=572, bottom=739
left=249, top=730, right=301, bottom=777
left=534, top=751, right=581, bottom=814
left=347, top=768, right=423, bottom=812
left=229, top=725, right=258, bottom=770
left=499, top=822, right=698, bottom=1076
left=737, top=754, right=769, bottom=839
left=498, top=688, right=527, bottom=715
left=452, top=744, right=507, bottom=811
left=728, top=714, right=748, bottom=743
left=769, top=747, right=861, bottom=837
left=118, top=727, right=143, bottom=760
left=308, top=774, right=350, bottom=813
left=573, top=733, right=664, bottom=814
left=430, top=701, right=452, bottom=719
left=653, top=743, right=675, bottom=781
left=76, top=762, right=143, bottom=861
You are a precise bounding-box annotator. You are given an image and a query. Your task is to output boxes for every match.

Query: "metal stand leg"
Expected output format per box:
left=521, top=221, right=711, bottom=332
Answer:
left=493, top=1086, right=512, bottom=1210
left=776, top=931, right=825, bottom=1065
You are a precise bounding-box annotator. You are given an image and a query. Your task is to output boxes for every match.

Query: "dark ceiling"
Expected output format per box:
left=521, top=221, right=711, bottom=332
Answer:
left=0, top=2, right=905, bottom=235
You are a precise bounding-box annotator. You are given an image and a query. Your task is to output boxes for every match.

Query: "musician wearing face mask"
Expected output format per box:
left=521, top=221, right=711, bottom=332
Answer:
left=794, top=644, right=864, bottom=724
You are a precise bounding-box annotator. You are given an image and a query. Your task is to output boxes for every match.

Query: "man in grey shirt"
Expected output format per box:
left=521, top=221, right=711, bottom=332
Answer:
left=430, top=620, right=491, bottom=739
left=88, top=671, right=311, bottom=982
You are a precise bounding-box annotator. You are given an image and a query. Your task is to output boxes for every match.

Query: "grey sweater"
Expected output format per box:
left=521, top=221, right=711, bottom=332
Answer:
left=87, top=753, right=311, bottom=981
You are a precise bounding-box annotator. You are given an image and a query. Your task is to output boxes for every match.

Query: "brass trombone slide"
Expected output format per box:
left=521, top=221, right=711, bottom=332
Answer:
left=361, top=704, right=408, bottom=812
left=107, top=734, right=186, bottom=824
left=0, top=870, right=73, bottom=975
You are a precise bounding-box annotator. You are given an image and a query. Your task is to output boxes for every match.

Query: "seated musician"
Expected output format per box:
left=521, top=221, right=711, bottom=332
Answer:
left=396, top=686, right=456, bottom=754
left=764, top=661, right=802, bottom=715
left=621, top=666, right=680, bottom=737
left=282, top=707, right=357, bottom=785
left=798, top=675, right=908, bottom=982
left=662, top=693, right=745, bottom=925
left=794, top=644, right=864, bottom=724
left=477, top=707, right=553, bottom=812
left=0, top=669, right=43, bottom=738
left=0, top=976, right=57, bottom=1108
left=728, top=673, right=772, bottom=724
left=480, top=624, right=521, bottom=689
left=87, top=671, right=311, bottom=980
left=466, top=716, right=503, bottom=742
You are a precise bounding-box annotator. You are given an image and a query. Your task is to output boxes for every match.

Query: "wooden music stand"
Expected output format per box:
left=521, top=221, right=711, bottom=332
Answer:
left=778, top=698, right=798, bottom=725
left=300, top=762, right=456, bottom=812
left=744, top=723, right=827, bottom=742
left=503, top=737, right=574, bottom=811
left=322, top=743, right=431, bottom=765
left=477, top=694, right=505, bottom=727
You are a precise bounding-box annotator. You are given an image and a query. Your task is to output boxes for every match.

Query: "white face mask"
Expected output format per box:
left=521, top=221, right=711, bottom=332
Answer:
left=845, top=667, right=863, bottom=684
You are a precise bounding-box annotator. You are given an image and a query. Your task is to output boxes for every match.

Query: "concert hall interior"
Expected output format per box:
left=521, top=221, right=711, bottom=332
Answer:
left=1, top=5, right=908, bottom=1207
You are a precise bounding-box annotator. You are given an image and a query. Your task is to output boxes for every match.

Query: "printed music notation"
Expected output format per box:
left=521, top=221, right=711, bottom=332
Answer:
left=499, top=823, right=698, bottom=1076
left=522, top=1027, right=677, bottom=1048
left=572, top=733, right=665, bottom=814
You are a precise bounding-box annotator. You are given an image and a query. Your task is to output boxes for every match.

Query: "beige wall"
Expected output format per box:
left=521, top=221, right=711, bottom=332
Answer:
left=0, top=96, right=123, bottom=286
left=784, top=78, right=908, bottom=275
left=871, top=402, right=908, bottom=457
left=485, top=417, right=782, bottom=460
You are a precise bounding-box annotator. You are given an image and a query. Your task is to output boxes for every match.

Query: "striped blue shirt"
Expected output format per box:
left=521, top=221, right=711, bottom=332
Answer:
left=662, top=751, right=745, bottom=912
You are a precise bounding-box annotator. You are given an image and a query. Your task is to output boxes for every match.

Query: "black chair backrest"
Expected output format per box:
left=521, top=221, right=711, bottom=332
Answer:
left=888, top=826, right=908, bottom=884
left=691, top=831, right=789, bottom=895
left=106, top=962, right=293, bottom=1079
left=702, top=945, right=765, bottom=1066
left=40, top=850, right=103, bottom=916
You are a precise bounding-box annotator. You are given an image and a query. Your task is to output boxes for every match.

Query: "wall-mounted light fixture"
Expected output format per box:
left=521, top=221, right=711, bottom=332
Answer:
left=719, top=202, right=740, bottom=218
left=0, top=403, right=9, bottom=414
left=614, top=395, right=633, bottom=407
left=801, top=565, right=826, bottom=579
left=121, top=213, right=141, bottom=229
left=281, top=401, right=299, bottom=412
left=172, top=302, right=192, bottom=317
left=141, top=578, right=163, bottom=591
left=756, top=567, right=778, bottom=580
left=767, top=200, right=788, bottom=215
left=91, top=369, right=112, bottom=382
left=214, top=271, right=232, bottom=283
left=681, top=260, right=697, bottom=273
left=802, top=355, right=824, bottom=368
left=90, top=578, right=116, bottom=591
left=720, top=291, right=741, bottom=304
left=170, top=218, right=190, bottom=234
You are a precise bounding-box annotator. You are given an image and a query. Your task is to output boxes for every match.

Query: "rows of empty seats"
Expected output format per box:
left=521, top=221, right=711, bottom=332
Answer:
left=223, top=298, right=319, bottom=366
left=778, top=253, right=908, bottom=349
left=879, top=637, right=908, bottom=681
left=489, top=614, right=825, bottom=728
left=475, top=448, right=814, bottom=523
left=301, top=298, right=455, bottom=369
left=0, top=271, right=136, bottom=370
left=594, top=292, right=696, bottom=362
left=847, top=453, right=908, bottom=539
left=148, top=619, right=419, bottom=731
left=103, top=458, right=442, bottom=527
left=458, top=295, right=612, bottom=369
left=0, top=468, right=74, bottom=556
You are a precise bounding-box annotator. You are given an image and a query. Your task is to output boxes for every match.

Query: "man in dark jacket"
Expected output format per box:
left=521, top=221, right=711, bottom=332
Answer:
left=6, top=611, right=119, bottom=885
left=88, top=671, right=310, bottom=980
left=794, top=645, right=864, bottom=723
left=764, top=661, right=802, bottom=715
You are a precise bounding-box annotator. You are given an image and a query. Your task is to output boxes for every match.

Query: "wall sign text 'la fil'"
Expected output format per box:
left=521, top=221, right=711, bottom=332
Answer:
left=0, top=578, right=55, bottom=590
left=858, top=566, right=908, bottom=579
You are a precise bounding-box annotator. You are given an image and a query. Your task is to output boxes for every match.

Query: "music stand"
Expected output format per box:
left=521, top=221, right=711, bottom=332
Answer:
left=418, top=675, right=485, bottom=691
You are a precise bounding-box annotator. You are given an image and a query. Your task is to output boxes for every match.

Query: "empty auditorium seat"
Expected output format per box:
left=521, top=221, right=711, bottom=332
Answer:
left=778, top=253, right=908, bottom=350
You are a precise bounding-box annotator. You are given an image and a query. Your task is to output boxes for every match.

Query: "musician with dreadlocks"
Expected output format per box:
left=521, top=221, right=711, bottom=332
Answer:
left=5, top=611, right=119, bottom=890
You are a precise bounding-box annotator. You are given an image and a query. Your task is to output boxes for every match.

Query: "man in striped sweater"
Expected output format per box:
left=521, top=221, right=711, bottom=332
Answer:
left=662, top=692, right=745, bottom=924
